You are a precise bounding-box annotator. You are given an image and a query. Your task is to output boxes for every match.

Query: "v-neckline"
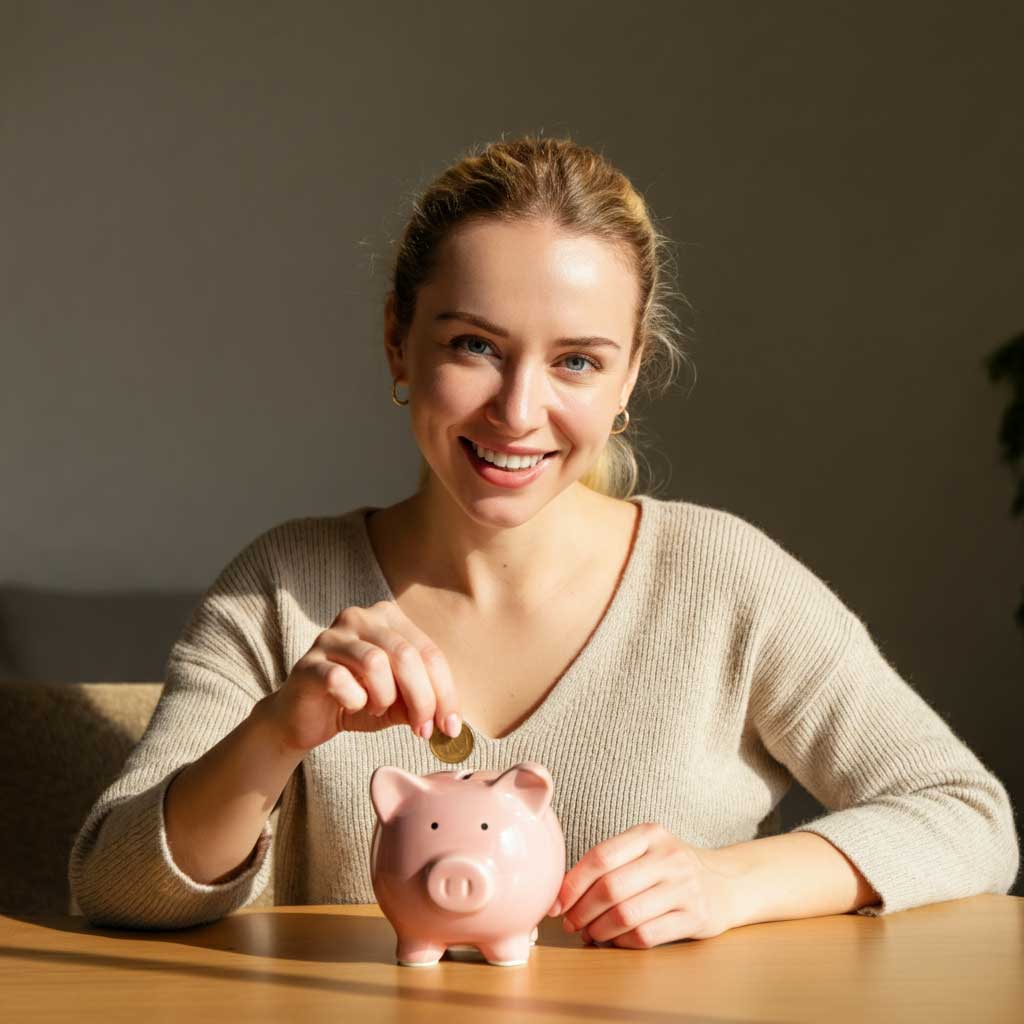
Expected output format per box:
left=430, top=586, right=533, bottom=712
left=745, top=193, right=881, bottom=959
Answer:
left=351, top=493, right=653, bottom=745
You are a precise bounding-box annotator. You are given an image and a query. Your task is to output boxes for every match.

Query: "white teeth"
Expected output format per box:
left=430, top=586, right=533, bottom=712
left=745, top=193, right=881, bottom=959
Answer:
left=471, top=441, right=544, bottom=470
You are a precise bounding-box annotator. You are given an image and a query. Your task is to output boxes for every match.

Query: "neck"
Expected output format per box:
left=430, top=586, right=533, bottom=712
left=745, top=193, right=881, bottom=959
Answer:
left=376, top=481, right=609, bottom=617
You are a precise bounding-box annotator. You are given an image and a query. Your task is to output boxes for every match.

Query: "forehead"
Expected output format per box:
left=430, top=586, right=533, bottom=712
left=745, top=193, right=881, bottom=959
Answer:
left=422, top=217, right=638, bottom=333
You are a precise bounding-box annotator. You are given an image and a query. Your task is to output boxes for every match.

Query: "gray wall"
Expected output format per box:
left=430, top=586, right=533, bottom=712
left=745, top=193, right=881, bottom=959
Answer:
left=3, top=2, right=1021, bottom=892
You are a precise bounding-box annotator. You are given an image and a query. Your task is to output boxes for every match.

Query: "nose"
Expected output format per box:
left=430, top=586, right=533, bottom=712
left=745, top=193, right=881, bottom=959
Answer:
left=485, top=361, right=550, bottom=436
left=426, top=855, right=494, bottom=913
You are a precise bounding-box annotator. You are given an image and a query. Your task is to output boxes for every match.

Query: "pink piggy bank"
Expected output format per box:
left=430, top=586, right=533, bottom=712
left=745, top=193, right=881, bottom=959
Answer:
left=369, top=761, right=566, bottom=967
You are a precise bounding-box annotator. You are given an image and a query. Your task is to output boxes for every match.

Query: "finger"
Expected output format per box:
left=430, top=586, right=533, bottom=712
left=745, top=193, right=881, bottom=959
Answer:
left=553, top=824, right=653, bottom=918
left=378, top=604, right=462, bottom=737
left=582, top=879, right=677, bottom=944
left=561, top=855, right=659, bottom=934
left=341, top=690, right=412, bottom=733
left=355, top=616, right=437, bottom=735
left=419, top=644, right=462, bottom=737
left=609, top=909, right=696, bottom=949
left=318, top=634, right=397, bottom=716
left=310, top=658, right=370, bottom=714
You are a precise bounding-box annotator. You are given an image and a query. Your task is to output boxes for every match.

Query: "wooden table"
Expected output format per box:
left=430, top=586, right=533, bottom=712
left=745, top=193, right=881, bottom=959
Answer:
left=3, top=896, right=1021, bottom=1022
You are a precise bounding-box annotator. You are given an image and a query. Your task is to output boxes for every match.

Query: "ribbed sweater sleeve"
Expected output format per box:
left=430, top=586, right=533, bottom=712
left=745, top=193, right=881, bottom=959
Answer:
left=68, top=526, right=286, bottom=929
left=746, top=524, right=1020, bottom=916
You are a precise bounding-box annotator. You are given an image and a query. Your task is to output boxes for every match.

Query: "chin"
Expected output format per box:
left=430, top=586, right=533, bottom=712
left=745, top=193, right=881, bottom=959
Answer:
left=460, top=497, right=544, bottom=529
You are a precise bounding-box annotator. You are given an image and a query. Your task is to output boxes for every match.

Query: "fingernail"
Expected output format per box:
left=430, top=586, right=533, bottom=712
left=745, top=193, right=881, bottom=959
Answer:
left=419, top=720, right=433, bottom=739
left=548, top=900, right=561, bottom=917
left=445, top=712, right=461, bottom=738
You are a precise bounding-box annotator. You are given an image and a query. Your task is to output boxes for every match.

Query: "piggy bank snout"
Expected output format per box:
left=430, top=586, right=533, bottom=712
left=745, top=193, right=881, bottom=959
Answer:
left=426, top=855, right=494, bottom=913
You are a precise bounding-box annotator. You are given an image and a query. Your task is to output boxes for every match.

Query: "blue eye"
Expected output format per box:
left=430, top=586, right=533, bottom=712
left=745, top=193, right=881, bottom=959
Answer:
left=466, top=335, right=493, bottom=356
left=449, top=335, right=600, bottom=375
left=448, top=337, right=495, bottom=358
left=563, top=354, right=593, bottom=374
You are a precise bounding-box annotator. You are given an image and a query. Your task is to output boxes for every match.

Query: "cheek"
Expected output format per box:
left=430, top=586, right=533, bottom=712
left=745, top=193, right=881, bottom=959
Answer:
left=406, top=375, right=470, bottom=445
left=424, top=365, right=483, bottom=414
left=443, top=367, right=483, bottom=403
left=561, top=394, right=614, bottom=435
left=411, top=360, right=617, bottom=443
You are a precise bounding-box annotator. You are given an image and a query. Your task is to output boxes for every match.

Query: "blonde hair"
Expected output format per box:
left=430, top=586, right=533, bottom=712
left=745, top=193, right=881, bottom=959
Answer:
left=388, top=135, right=693, bottom=498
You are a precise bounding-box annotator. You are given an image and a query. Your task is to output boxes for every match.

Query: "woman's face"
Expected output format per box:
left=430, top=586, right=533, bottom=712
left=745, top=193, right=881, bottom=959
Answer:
left=385, top=216, right=642, bottom=525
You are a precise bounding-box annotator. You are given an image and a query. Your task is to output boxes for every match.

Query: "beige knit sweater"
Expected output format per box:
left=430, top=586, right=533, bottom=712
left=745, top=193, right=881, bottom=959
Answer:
left=68, top=494, right=1020, bottom=929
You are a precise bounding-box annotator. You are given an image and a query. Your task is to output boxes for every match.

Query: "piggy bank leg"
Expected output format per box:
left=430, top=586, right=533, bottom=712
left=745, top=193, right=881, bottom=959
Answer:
left=395, top=935, right=446, bottom=967
left=477, top=933, right=532, bottom=967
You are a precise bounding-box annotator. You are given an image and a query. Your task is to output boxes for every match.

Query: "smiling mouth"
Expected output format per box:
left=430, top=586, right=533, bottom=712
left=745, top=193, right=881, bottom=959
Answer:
left=460, top=438, right=565, bottom=473
left=459, top=436, right=560, bottom=461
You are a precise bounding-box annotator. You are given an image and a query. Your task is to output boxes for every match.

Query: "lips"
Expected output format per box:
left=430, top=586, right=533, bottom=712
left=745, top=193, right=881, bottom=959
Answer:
left=457, top=436, right=559, bottom=491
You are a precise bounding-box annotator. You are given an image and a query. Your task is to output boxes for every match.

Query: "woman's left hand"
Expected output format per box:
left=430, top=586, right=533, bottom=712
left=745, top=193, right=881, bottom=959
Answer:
left=547, top=822, right=738, bottom=948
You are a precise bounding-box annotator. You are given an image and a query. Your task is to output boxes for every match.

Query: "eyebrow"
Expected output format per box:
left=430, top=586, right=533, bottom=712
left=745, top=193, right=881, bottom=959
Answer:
left=435, top=310, right=622, bottom=351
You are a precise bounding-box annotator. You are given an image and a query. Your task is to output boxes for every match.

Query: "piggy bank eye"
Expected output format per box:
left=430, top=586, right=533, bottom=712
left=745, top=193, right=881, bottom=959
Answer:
left=481, top=823, right=488, bottom=830
left=431, top=822, right=438, bottom=829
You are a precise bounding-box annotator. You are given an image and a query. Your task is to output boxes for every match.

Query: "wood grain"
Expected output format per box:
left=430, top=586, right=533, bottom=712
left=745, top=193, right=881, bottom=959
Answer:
left=2, top=896, right=1021, bottom=1022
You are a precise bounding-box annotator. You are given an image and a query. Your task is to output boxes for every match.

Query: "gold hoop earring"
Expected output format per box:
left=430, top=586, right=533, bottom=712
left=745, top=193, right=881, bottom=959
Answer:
left=610, top=406, right=630, bottom=435
left=391, top=379, right=409, bottom=406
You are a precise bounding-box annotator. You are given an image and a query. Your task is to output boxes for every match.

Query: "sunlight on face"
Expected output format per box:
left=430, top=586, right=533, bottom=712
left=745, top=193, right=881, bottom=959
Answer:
left=394, top=216, right=642, bottom=522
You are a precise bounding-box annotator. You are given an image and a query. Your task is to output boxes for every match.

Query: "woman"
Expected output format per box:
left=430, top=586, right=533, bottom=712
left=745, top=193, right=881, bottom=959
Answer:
left=69, top=136, right=1019, bottom=947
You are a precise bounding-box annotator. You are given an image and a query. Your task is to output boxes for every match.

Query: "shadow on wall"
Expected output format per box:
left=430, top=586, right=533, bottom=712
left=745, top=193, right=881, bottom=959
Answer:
left=0, top=587, right=830, bottom=915
left=0, top=585, right=197, bottom=683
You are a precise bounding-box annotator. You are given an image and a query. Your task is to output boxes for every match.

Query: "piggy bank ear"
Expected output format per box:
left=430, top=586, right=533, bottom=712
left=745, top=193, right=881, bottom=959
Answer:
left=488, top=761, right=553, bottom=817
left=370, top=766, right=430, bottom=824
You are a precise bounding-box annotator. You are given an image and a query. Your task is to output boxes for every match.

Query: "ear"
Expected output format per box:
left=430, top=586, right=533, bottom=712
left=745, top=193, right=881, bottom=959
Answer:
left=383, top=293, right=408, bottom=382
left=620, top=344, right=642, bottom=409
left=370, top=765, right=429, bottom=824
left=488, top=761, right=554, bottom=818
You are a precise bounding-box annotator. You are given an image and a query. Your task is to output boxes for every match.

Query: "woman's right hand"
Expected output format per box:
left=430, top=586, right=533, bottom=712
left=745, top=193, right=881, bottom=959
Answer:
left=265, top=601, right=462, bottom=755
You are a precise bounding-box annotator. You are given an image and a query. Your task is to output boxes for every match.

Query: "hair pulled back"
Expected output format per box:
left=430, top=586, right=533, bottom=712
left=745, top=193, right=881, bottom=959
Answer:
left=388, top=135, right=692, bottom=498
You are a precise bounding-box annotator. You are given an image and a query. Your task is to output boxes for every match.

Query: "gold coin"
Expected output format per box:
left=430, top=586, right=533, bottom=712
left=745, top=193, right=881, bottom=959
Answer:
left=429, top=721, right=475, bottom=764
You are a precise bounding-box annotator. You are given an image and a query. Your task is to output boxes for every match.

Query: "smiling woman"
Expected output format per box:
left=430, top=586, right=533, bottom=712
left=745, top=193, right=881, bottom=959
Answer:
left=384, top=137, right=691, bottom=502
left=391, top=218, right=647, bottom=496
left=68, top=136, right=1019, bottom=951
